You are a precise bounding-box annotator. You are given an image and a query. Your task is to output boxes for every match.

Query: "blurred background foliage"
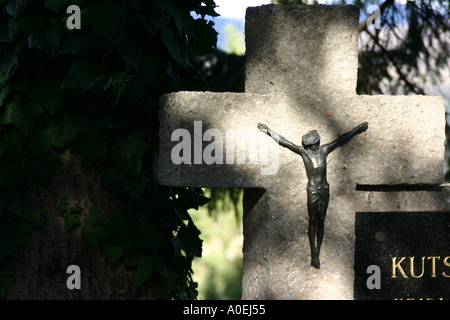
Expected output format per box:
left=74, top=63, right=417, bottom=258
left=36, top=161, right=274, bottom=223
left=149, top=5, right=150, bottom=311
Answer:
left=190, top=188, right=243, bottom=300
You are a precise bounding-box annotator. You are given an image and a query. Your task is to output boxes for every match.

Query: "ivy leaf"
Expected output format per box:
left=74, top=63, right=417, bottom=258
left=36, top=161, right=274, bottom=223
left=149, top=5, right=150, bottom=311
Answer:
left=111, top=73, right=132, bottom=103
left=0, top=17, right=20, bottom=43
left=196, top=0, right=219, bottom=18
left=44, top=0, right=68, bottom=13
left=29, top=129, right=52, bottom=160
left=154, top=1, right=194, bottom=37
left=56, top=196, right=69, bottom=216
left=71, top=134, right=107, bottom=168
left=2, top=96, right=44, bottom=134
left=64, top=213, right=81, bottom=231
left=177, top=221, right=202, bottom=258
left=60, top=59, right=99, bottom=90
left=0, top=51, right=18, bottom=83
left=0, top=131, right=23, bottom=161
left=126, top=253, right=167, bottom=289
left=84, top=206, right=104, bottom=225
left=71, top=0, right=87, bottom=5
left=0, top=191, right=23, bottom=217
left=55, top=35, right=85, bottom=56
left=28, top=24, right=63, bottom=54
left=110, top=210, right=129, bottom=234
left=121, top=79, right=146, bottom=105
left=40, top=151, right=61, bottom=184
left=183, top=192, right=211, bottom=211
left=124, top=252, right=144, bottom=267
left=191, top=19, right=218, bottom=56
left=7, top=194, right=23, bottom=217
left=0, top=162, right=22, bottom=192
left=113, top=136, right=148, bottom=177
left=119, top=36, right=142, bottom=71
left=69, top=205, right=82, bottom=214
left=132, top=221, right=164, bottom=250
left=0, top=85, right=10, bottom=107
left=55, top=115, right=78, bottom=145
left=23, top=210, right=41, bottom=221
left=132, top=256, right=152, bottom=289
left=124, top=252, right=152, bottom=288
left=0, top=193, right=9, bottom=212
left=22, top=150, right=60, bottom=185
left=81, top=224, right=107, bottom=248
left=54, top=114, right=87, bottom=146
left=153, top=255, right=168, bottom=275
left=29, top=80, right=63, bottom=113
left=41, top=126, right=60, bottom=148
left=124, top=178, right=146, bottom=204
left=38, top=87, right=62, bottom=113
left=161, top=27, right=190, bottom=69
left=5, top=0, right=31, bottom=18
left=103, top=237, right=130, bottom=265
left=87, top=0, right=128, bottom=40
left=138, top=54, right=158, bottom=83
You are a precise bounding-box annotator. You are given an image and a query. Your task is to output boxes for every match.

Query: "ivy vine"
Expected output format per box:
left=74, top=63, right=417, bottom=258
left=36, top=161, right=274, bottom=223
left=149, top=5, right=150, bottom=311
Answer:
left=0, top=0, right=218, bottom=299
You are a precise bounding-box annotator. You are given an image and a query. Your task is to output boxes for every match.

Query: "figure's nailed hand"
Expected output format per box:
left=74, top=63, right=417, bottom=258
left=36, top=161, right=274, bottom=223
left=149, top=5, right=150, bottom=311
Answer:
left=359, top=122, right=368, bottom=132
left=258, top=123, right=269, bottom=132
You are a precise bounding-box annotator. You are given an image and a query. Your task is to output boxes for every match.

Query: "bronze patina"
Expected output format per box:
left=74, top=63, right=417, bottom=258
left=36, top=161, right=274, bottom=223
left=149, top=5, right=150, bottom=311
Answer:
left=258, top=122, right=368, bottom=268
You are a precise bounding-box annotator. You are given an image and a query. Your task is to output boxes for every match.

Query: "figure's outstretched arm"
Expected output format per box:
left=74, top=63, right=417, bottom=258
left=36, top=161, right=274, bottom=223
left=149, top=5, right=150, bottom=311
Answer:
left=323, top=122, right=368, bottom=155
left=257, top=123, right=303, bottom=155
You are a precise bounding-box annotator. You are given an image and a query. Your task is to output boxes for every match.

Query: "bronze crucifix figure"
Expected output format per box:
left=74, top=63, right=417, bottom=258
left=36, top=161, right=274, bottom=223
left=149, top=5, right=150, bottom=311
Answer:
left=258, top=122, right=368, bottom=269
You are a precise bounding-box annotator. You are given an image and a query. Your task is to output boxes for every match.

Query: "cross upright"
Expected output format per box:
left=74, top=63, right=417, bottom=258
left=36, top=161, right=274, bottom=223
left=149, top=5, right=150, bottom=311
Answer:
left=158, top=5, right=445, bottom=299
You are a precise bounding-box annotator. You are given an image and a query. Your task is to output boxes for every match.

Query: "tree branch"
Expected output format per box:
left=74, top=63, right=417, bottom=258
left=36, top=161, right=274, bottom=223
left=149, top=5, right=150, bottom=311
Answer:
left=358, top=0, right=395, bottom=33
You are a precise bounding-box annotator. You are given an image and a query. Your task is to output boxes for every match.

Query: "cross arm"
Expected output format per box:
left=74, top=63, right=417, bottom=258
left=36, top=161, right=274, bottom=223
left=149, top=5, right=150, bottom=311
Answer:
left=158, top=92, right=444, bottom=187
left=323, top=122, right=368, bottom=155
left=258, top=123, right=304, bottom=155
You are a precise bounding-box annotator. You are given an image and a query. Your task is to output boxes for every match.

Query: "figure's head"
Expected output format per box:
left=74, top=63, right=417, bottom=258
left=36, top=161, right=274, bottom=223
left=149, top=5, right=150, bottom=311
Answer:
left=302, top=130, right=320, bottom=149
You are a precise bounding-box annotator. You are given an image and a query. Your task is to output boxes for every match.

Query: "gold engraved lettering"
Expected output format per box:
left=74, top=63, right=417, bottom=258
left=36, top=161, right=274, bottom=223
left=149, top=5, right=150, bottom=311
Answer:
left=410, top=256, right=425, bottom=278
left=427, top=256, right=440, bottom=277
left=392, top=256, right=450, bottom=278
left=443, top=256, right=450, bottom=278
left=392, top=257, right=408, bottom=278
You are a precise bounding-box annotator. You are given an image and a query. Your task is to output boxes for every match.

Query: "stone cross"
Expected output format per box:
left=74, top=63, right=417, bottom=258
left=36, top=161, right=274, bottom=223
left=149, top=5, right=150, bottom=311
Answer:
left=158, top=5, right=445, bottom=299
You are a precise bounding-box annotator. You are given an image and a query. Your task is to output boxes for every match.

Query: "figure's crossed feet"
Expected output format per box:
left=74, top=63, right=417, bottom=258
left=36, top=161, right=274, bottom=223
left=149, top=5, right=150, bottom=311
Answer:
left=311, top=253, right=320, bottom=269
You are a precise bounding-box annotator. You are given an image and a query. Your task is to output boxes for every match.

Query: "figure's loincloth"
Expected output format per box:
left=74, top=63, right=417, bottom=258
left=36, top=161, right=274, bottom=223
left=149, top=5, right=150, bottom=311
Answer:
left=306, top=184, right=330, bottom=218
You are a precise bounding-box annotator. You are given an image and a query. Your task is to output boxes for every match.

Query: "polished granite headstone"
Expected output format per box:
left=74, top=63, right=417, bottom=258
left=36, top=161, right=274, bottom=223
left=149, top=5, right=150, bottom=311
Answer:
left=354, top=211, right=450, bottom=300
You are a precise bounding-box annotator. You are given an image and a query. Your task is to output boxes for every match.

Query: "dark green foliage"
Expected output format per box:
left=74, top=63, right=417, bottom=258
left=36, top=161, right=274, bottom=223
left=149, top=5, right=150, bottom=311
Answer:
left=0, top=0, right=218, bottom=299
left=198, top=51, right=245, bottom=93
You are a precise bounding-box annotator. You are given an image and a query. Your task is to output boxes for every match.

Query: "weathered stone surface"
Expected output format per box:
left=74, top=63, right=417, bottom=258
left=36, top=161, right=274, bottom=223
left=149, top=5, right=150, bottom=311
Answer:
left=159, top=91, right=445, bottom=187
left=245, top=5, right=359, bottom=99
left=242, top=186, right=358, bottom=299
left=356, top=185, right=450, bottom=212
